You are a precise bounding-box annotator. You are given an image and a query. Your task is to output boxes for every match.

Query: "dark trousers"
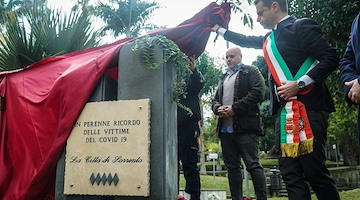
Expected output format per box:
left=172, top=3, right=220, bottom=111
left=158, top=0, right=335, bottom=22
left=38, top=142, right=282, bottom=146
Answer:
left=276, top=111, right=340, bottom=200
left=220, top=133, right=267, bottom=200
left=178, top=122, right=200, bottom=200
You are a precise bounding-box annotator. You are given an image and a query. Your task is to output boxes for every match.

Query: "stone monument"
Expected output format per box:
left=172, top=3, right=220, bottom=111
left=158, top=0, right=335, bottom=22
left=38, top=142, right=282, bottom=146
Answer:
left=55, top=41, right=177, bottom=200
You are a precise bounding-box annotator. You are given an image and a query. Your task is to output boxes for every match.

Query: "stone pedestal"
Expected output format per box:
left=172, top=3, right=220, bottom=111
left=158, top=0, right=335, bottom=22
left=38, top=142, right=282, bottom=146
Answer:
left=55, top=41, right=177, bottom=200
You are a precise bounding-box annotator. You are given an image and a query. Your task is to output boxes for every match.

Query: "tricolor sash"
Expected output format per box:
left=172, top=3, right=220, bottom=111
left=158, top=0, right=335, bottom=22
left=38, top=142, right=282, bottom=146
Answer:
left=263, top=31, right=318, bottom=157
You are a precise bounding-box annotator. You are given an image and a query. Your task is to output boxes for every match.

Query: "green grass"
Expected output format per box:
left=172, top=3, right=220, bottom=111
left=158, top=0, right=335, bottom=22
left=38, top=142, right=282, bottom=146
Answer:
left=269, top=189, right=360, bottom=200
left=203, top=159, right=344, bottom=170
left=179, top=174, right=360, bottom=200
left=193, top=175, right=230, bottom=194
left=180, top=174, right=254, bottom=197
left=259, top=158, right=278, bottom=168
left=259, top=158, right=343, bottom=168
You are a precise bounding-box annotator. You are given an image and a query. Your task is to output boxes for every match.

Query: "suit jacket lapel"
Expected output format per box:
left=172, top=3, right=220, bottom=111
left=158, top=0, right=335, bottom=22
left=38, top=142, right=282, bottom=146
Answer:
left=274, top=16, right=297, bottom=41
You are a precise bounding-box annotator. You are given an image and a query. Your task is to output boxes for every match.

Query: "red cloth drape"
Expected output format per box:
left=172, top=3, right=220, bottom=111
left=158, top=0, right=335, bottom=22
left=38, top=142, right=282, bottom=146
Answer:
left=148, top=2, right=230, bottom=59
left=0, top=2, right=230, bottom=199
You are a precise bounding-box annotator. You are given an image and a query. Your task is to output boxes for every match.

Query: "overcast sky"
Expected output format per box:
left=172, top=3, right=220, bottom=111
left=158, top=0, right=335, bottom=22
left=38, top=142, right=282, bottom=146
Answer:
left=47, top=0, right=268, bottom=65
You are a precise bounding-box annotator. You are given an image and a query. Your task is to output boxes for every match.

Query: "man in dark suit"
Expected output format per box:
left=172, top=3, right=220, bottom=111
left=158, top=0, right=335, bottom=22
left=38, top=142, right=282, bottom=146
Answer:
left=212, top=0, right=340, bottom=200
left=339, top=13, right=360, bottom=145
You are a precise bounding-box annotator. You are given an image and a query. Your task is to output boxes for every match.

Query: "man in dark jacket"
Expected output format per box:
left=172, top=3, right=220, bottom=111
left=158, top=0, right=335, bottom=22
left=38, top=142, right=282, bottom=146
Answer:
left=211, top=1, right=340, bottom=200
left=212, top=47, right=267, bottom=200
left=339, top=13, right=360, bottom=145
left=177, top=56, right=205, bottom=200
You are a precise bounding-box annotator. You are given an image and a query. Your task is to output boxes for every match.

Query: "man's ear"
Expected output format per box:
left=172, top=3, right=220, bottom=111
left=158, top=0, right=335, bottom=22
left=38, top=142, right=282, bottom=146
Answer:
left=271, top=2, right=280, bottom=13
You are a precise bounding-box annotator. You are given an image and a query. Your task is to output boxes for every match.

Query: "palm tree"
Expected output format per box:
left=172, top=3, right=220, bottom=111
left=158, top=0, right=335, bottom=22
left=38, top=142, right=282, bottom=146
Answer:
left=0, top=0, right=23, bottom=38
left=95, top=0, right=161, bottom=37
left=0, top=0, right=21, bottom=20
left=0, top=2, right=100, bottom=71
left=0, top=0, right=48, bottom=21
left=219, top=0, right=254, bottom=28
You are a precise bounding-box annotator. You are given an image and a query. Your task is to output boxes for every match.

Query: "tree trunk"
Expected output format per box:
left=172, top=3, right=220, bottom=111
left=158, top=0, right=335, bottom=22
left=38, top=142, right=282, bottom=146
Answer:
left=199, top=120, right=207, bottom=175
left=199, top=102, right=207, bottom=175
left=266, top=145, right=278, bottom=158
left=341, top=130, right=359, bottom=166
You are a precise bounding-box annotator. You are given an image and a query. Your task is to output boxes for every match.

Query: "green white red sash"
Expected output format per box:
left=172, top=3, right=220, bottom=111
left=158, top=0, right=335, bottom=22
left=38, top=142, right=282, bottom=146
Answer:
left=263, top=31, right=318, bottom=157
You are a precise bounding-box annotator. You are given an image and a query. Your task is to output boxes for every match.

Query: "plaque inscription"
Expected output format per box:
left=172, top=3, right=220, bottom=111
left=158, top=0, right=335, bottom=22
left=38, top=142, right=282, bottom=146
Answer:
left=64, top=99, right=150, bottom=196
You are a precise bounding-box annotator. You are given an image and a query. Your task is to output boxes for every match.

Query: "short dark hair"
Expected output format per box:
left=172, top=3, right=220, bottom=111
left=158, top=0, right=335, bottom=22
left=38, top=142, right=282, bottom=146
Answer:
left=254, top=0, right=288, bottom=13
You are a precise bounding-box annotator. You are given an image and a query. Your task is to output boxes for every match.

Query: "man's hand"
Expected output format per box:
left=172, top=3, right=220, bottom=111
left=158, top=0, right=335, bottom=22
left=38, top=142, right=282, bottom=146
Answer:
left=277, top=81, right=299, bottom=100
left=345, top=79, right=360, bottom=104
left=217, top=105, right=234, bottom=118
left=217, top=105, right=227, bottom=118
left=211, top=24, right=220, bottom=32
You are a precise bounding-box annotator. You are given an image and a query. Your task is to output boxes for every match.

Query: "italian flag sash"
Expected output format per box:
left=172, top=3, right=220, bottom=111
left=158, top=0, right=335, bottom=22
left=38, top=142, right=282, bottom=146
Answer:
left=263, top=31, right=318, bottom=157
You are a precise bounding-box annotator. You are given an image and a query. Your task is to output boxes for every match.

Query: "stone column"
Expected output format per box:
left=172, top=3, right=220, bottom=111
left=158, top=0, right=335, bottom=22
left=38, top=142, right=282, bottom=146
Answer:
left=55, top=41, right=177, bottom=200
left=116, top=42, right=177, bottom=200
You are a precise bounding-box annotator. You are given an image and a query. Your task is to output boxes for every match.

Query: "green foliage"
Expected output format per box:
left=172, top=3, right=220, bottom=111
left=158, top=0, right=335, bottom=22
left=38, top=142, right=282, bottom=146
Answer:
left=217, top=0, right=254, bottom=28
left=0, top=1, right=100, bottom=71
left=195, top=52, right=223, bottom=145
left=131, top=34, right=192, bottom=114
left=328, top=90, right=357, bottom=143
left=288, top=0, right=359, bottom=54
left=93, top=0, right=160, bottom=37
left=203, top=113, right=220, bottom=148
left=252, top=55, right=276, bottom=152
left=196, top=52, right=223, bottom=102
left=0, top=0, right=44, bottom=22
left=206, top=142, right=222, bottom=154
left=252, top=55, right=270, bottom=99
left=338, top=189, right=360, bottom=200
left=0, top=0, right=22, bottom=20
left=259, top=100, right=275, bottom=152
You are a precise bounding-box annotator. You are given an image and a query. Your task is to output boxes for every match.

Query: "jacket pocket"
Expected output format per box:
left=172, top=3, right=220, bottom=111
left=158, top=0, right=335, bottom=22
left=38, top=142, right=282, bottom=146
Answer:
left=237, top=114, right=264, bottom=135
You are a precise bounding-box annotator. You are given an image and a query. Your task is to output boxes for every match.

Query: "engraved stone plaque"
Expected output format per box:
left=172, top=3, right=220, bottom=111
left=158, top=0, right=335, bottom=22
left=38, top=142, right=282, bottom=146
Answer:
left=64, top=99, right=150, bottom=196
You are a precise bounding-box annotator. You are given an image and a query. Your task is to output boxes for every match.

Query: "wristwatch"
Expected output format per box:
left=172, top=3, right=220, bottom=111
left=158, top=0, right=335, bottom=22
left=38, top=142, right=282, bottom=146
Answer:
left=297, top=80, right=306, bottom=89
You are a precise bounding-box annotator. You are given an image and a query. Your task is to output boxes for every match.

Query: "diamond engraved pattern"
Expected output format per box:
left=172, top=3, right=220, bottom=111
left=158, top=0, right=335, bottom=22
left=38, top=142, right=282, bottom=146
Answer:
left=113, top=173, right=119, bottom=186
left=101, top=173, right=107, bottom=185
left=107, top=173, right=113, bottom=185
left=90, top=173, right=96, bottom=185
left=95, top=173, right=101, bottom=184
left=89, top=173, right=119, bottom=186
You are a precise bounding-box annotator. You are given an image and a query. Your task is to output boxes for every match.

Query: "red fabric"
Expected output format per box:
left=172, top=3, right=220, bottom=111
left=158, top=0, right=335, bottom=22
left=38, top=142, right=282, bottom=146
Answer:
left=149, top=2, right=230, bottom=59
left=0, top=38, right=135, bottom=200
left=0, top=2, right=230, bottom=200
